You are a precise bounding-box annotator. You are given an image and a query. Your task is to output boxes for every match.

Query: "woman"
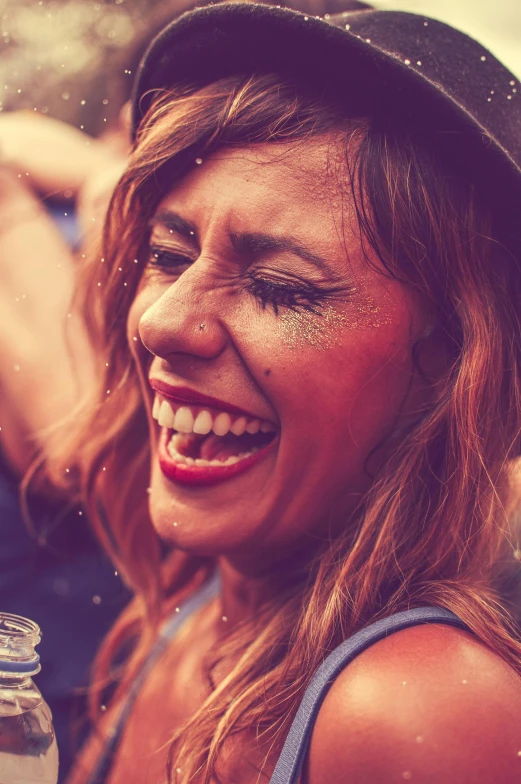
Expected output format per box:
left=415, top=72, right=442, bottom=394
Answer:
left=49, top=4, right=521, bottom=783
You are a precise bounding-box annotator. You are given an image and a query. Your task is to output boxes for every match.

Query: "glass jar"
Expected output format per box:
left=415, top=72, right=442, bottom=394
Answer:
left=0, top=613, right=58, bottom=783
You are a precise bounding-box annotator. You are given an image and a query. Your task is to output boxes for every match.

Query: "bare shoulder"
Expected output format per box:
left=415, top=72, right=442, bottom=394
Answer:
left=305, top=623, right=521, bottom=784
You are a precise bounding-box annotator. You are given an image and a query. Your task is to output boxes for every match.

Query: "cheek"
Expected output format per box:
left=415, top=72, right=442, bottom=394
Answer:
left=267, top=309, right=415, bottom=466
left=307, top=338, right=410, bottom=428
left=337, top=340, right=413, bottom=445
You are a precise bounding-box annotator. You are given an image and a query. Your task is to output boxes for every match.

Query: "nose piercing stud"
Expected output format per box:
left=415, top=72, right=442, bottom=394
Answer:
left=199, top=323, right=206, bottom=331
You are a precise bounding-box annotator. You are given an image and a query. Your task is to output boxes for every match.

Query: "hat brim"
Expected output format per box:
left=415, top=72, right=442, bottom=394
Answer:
left=131, top=3, right=521, bottom=241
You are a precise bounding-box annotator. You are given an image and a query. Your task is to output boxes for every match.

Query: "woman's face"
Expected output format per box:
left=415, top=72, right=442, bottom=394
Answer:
left=128, top=140, right=421, bottom=568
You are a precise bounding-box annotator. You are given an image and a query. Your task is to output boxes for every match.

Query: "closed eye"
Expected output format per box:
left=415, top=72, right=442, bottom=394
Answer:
left=145, top=245, right=352, bottom=316
left=245, top=272, right=351, bottom=316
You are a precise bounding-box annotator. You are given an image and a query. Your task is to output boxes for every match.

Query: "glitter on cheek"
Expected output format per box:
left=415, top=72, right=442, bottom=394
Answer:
left=279, top=299, right=393, bottom=350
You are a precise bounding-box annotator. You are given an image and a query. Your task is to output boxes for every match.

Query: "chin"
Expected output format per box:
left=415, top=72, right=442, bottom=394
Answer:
left=147, top=472, right=260, bottom=556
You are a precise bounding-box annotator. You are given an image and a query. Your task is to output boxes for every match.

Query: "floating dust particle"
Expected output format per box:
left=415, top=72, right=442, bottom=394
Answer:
left=279, top=300, right=392, bottom=350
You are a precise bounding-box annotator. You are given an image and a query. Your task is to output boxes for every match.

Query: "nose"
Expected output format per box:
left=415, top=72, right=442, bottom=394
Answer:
left=138, top=264, right=228, bottom=362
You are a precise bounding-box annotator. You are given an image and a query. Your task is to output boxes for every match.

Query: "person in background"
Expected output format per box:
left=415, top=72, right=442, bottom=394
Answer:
left=0, top=129, right=131, bottom=780
left=0, top=12, right=135, bottom=780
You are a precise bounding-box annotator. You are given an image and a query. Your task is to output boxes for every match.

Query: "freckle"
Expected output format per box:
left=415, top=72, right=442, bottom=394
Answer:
left=264, top=368, right=271, bottom=377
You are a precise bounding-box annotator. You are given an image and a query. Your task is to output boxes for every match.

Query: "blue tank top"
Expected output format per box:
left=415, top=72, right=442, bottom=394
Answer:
left=86, top=576, right=466, bottom=783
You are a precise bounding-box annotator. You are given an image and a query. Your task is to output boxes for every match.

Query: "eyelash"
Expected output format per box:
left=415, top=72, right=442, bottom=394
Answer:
left=147, top=246, right=337, bottom=316
left=244, top=274, right=331, bottom=316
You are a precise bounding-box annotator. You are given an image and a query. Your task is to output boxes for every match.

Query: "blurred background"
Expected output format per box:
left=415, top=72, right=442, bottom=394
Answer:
left=375, top=0, right=521, bottom=77
left=0, top=0, right=520, bottom=136
left=0, top=0, right=158, bottom=137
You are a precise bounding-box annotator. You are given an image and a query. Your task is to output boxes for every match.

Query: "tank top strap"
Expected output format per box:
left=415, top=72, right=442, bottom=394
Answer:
left=269, top=606, right=467, bottom=784
left=86, top=574, right=220, bottom=784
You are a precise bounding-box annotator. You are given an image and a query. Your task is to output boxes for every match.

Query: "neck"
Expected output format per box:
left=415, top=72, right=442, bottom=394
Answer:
left=214, top=547, right=313, bottom=633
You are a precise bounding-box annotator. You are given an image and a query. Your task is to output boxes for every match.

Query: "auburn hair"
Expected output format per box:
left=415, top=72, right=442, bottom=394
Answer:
left=45, top=73, right=521, bottom=782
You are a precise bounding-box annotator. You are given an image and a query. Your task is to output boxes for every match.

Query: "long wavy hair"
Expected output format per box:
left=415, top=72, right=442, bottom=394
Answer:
left=46, top=73, right=521, bottom=782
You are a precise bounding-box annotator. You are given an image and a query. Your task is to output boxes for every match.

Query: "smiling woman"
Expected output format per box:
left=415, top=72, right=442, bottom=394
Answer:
left=44, top=5, right=521, bottom=784
left=131, top=134, right=416, bottom=552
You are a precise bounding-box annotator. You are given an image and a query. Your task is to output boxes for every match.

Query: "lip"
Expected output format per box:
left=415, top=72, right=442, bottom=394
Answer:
left=158, top=427, right=278, bottom=486
left=149, top=379, right=265, bottom=420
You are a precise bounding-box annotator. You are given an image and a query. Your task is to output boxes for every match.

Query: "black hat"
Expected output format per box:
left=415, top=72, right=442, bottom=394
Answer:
left=131, top=3, right=521, bottom=241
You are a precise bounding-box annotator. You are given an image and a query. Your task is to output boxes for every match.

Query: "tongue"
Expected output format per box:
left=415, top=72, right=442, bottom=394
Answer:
left=200, top=432, right=258, bottom=462
left=170, top=430, right=274, bottom=462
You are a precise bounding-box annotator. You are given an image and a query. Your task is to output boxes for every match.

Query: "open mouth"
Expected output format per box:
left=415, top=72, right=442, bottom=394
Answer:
left=153, top=394, right=278, bottom=485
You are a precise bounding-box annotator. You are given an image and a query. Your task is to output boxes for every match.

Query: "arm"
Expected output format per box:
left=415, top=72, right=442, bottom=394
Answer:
left=306, top=624, right=521, bottom=783
left=0, top=168, right=94, bottom=475
left=0, top=113, right=127, bottom=476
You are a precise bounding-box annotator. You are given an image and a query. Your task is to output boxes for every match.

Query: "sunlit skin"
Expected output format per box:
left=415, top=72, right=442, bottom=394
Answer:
left=83, top=141, right=521, bottom=784
left=128, top=142, right=421, bottom=609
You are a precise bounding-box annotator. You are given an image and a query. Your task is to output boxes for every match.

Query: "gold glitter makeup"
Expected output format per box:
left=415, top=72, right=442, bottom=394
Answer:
left=279, top=298, right=392, bottom=350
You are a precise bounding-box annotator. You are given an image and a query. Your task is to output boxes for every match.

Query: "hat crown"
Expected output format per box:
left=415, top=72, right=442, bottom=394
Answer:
left=325, top=9, right=520, bottom=169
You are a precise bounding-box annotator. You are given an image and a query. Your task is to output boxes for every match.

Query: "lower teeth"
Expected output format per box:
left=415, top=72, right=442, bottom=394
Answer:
left=166, top=440, right=258, bottom=466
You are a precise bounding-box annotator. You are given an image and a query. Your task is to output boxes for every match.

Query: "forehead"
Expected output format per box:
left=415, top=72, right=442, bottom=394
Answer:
left=154, top=141, right=363, bottom=273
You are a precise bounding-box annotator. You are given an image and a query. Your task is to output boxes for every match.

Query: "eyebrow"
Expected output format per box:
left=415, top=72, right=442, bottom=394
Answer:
left=149, top=210, right=333, bottom=275
left=230, top=232, right=333, bottom=275
left=149, top=210, right=198, bottom=242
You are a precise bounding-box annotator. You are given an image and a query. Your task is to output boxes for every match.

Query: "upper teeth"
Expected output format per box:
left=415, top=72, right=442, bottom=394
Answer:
left=152, top=395, right=276, bottom=437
